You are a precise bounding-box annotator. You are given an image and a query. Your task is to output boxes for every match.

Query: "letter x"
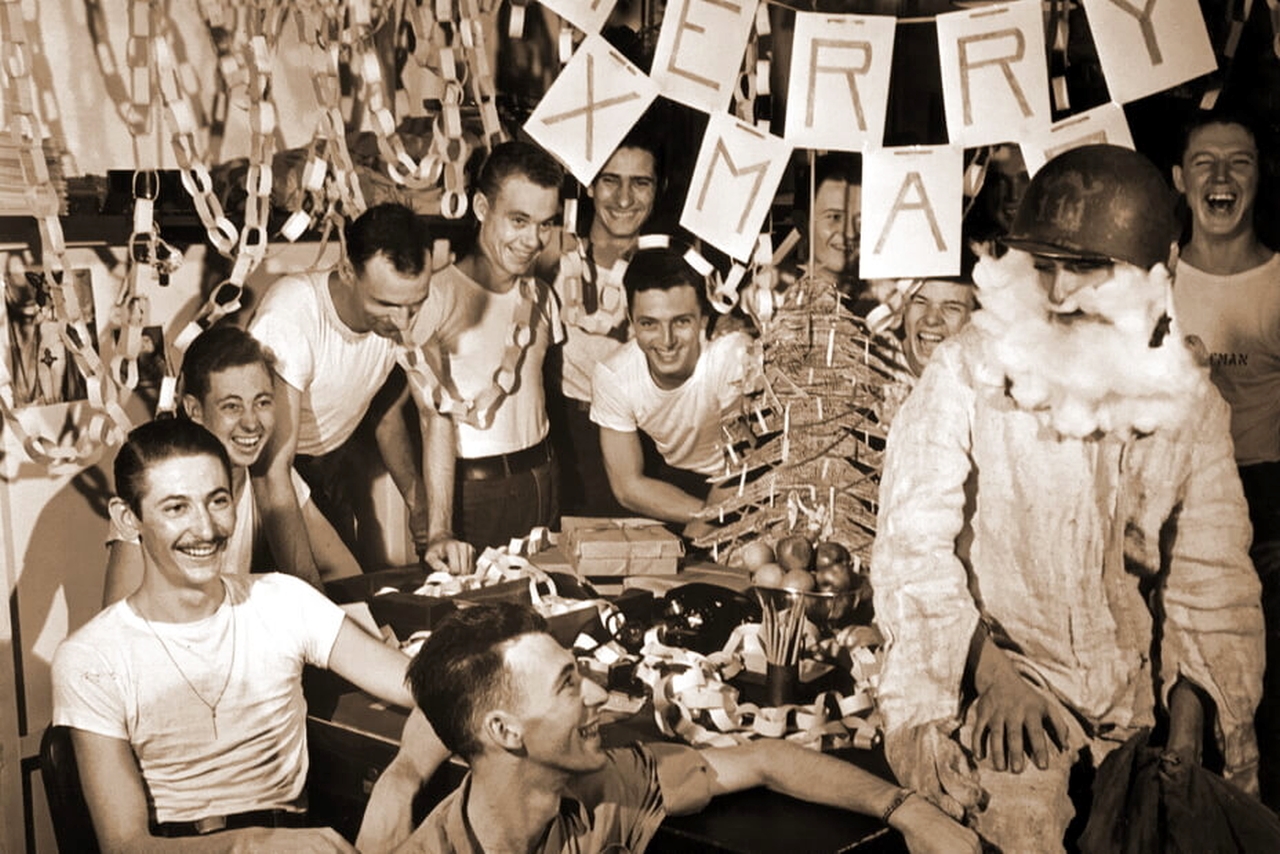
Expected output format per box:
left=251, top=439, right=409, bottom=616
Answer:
left=541, top=53, right=641, bottom=164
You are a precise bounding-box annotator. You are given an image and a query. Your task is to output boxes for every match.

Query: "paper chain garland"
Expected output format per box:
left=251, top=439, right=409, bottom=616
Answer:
left=578, top=621, right=885, bottom=751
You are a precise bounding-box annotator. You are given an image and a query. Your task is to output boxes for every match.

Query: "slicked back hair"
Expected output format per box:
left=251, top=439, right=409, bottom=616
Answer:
left=407, top=602, right=548, bottom=759
left=623, top=244, right=710, bottom=317
left=114, top=419, right=231, bottom=518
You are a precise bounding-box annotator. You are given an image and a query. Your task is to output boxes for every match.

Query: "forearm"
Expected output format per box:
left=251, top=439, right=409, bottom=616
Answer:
left=752, top=741, right=910, bottom=818
left=375, top=405, right=424, bottom=512
left=421, top=410, right=457, bottom=539
left=253, top=468, right=323, bottom=590
left=357, top=757, right=427, bottom=854
left=358, top=708, right=452, bottom=853
left=612, top=475, right=705, bottom=524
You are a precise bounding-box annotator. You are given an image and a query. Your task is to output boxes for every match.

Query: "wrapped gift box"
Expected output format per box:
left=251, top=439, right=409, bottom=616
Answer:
left=562, top=517, right=684, bottom=577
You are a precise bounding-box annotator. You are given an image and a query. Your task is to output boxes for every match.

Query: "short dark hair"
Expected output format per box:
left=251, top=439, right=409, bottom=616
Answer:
left=812, top=152, right=862, bottom=197
left=181, top=323, right=272, bottom=404
left=623, top=244, right=709, bottom=315
left=476, top=141, right=565, bottom=202
left=1176, top=108, right=1261, bottom=164
left=601, top=123, right=665, bottom=187
left=114, top=419, right=231, bottom=518
left=407, top=602, right=548, bottom=759
left=345, top=203, right=431, bottom=279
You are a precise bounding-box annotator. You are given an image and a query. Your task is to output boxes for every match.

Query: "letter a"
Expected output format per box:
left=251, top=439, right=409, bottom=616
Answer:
left=874, top=172, right=946, bottom=254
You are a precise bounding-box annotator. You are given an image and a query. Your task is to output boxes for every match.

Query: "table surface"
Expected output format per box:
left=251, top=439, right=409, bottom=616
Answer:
left=308, top=564, right=908, bottom=853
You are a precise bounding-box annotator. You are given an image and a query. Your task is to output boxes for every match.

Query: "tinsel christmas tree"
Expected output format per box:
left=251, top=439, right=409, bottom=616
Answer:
left=693, top=274, right=909, bottom=566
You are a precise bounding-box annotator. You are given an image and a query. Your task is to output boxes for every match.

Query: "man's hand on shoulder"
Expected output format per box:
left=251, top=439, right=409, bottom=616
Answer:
left=889, top=794, right=982, bottom=854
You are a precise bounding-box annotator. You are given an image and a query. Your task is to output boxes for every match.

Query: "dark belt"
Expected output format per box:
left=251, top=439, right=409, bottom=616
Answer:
left=458, top=437, right=553, bottom=482
left=153, top=808, right=309, bottom=837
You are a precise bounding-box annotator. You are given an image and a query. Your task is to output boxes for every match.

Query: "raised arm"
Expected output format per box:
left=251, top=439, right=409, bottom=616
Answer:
left=253, top=375, right=322, bottom=589
left=356, top=708, right=452, bottom=854
left=70, top=728, right=355, bottom=853
left=666, top=741, right=979, bottom=854
left=599, top=426, right=705, bottom=524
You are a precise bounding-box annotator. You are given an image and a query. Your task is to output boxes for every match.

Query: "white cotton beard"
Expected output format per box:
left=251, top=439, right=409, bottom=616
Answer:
left=968, top=249, right=1209, bottom=439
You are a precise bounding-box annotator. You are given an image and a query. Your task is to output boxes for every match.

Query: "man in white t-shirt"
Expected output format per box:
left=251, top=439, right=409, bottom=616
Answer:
left=591, top=245, right=750, bottom=525
left=1171, top=109, right=1280, bottom=806
left=102, top=324, right=361, bottom=606
left=51, top=418, right=449, bottom=850
left=541, top=126, right=663, bottom=517
left=250, top=203, right=471, bottom=573
left=412, top=142, right=565, bottom=549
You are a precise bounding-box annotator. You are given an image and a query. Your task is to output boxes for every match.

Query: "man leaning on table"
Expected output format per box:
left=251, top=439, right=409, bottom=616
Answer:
left=359, top=601, right=979, bottom=853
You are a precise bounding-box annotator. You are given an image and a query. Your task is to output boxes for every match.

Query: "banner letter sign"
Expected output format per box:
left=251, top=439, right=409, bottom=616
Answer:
left=784, top=12, right=896, bottom=150
left=861, top=146, right=964, bottom=279
left=1021, top=102, right=1135, bottom=176
left=681, top=111, right=792, bottom=261
left=525, top=35, right=659, bottom=184
left=651, top=0, right=758, bottom=114
left=936, top=0, right=1051, bottom=147
left=1081, top=0, right=1216, bottom=103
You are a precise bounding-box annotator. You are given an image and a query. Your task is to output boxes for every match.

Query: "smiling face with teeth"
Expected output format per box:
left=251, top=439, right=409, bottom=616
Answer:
left=114, top=453, right=236, bottom=593
left=185, top=362, right=276, bottom=471
left=500, top=632, right=609, bottom=775
left=1174, top=122, right=1259, bottom=242
left=902, top=279, right=975, bottom=376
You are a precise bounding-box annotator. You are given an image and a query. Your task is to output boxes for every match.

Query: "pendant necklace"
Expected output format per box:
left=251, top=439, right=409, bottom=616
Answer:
left=138, top=593, right=237, bottom=740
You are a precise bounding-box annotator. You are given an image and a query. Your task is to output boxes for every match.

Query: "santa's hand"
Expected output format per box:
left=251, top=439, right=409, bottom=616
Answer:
left=970, top=666, right=1071, bottom=774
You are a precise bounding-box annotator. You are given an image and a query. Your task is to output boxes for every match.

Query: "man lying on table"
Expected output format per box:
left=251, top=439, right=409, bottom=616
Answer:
left=359, top=601, right=978, bottom=853
left=51, top=418, right=450, bottom=851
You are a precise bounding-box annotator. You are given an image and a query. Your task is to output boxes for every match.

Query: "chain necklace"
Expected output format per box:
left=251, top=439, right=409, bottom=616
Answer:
left=137, top=590, right=237, bottom=741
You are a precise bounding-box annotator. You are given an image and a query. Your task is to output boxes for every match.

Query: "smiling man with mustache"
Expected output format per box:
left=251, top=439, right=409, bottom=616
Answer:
left=52, top=418, right=449, bottom=852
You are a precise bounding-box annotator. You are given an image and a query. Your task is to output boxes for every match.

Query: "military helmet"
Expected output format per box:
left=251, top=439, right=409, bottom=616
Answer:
left=1003, top=144, right=1178, bottom=270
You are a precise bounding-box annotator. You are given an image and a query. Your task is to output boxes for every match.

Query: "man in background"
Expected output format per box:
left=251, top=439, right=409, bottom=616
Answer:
left=543, top=125, right=664, bottom=517
left=591, top=245, right=751, bottom=526
left=250, top=203, right=471, bottom=573
left=414, top=141, right=564, bottom=550
left=1171, top=108, right=1280, bottom=806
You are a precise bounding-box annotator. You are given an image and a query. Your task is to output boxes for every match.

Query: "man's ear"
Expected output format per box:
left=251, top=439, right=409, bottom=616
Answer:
left=109, top=497, right=141, bottom=541
left=474, top=191, right=490, bottom=223
left=182, top=394, right=204, bottom=424
left=481, top=710, right=525, bottom=753
left=1172, top=165, right=1185, bottom=195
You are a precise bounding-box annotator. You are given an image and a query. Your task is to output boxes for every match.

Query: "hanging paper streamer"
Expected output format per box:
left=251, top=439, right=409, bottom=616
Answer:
left=650, top=0, right=759, bottom=114
left=1080, top=0, right=1216, bottom=104
left=936, top=0, right=1052, bottom=147
left=681, top=112, right=792, bottom=262
left=525, top=34, right=660, bottom=184
left=539, top=0, right=619, bottom=36
left=1021, top=102, right=1136, bottom=176
left=861, top=146, right=964, bottom=279
left=784, top=12, right=896, bottom=151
